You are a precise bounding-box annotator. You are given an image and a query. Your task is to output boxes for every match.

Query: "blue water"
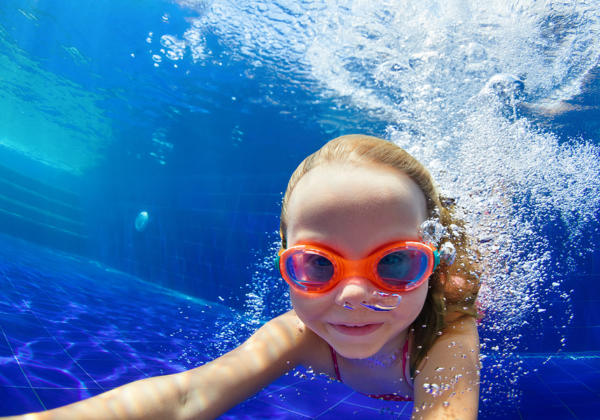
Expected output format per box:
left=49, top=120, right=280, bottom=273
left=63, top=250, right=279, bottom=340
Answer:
left=1, top=0, right=599, bottom=418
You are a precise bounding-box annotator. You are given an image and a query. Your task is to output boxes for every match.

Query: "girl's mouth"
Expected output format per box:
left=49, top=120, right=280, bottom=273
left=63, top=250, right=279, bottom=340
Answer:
left=328, top=322, right=383, bottom=336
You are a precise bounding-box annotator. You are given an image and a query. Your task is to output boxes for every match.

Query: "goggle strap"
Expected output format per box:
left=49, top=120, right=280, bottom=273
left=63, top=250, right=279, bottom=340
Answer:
left=433, top=249, right=440, bottom=271
left=274, top=255, right=281, bottom=274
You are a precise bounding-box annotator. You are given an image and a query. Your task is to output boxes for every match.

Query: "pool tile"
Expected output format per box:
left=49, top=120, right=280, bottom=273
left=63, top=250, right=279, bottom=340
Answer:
left=11, top=337, right=67, bottom=362
left=580, top=358, right=600, bottom=370
left=537, top=364, right=575, bottom=385
left=269, top=371, right=307, bottom=389
left=0, top=340, right=12, bottom=358
left=0, top=358, right=29, bottom=387
left=63, top=341, right=115, bottom=360
left=21, top=362, right=99, bottom=389
left=221, top=397, right=310, bottom=419
left=1, top=314, right=50, bottom=342
left=88, top=364, right=148, bottom=389
left=34, top=387, right=104, bottom=411
left=519, top=403, right=576, bottom=419
left=316, top=401, right=406, bottom=419
left=552, top=379, right=598, bottom=395
left=482, top=407, right=522, bottom=420
left=565, top=399, right=600, bottom=420
left=579, top=374, right=600, bottom=393
left=258, top=382, right=351, bottom=418
left=551, top=357, right=595, bottom=372
left=557, top=390, right=600, bottom=409
left=292, top=376, right=355, bottom=399
left=0, top=386, right=44, bottom=415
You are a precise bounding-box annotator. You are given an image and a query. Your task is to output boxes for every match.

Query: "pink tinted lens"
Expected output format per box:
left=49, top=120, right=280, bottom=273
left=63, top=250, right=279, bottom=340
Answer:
left=376, top=248, right=429, bottom=288
left=284, top=250, right=335, bottom=291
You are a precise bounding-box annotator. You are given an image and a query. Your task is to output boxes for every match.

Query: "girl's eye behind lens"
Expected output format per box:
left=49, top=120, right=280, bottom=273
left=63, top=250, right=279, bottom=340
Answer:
left=301, top=253, right=334, bottom=283
left=308, top=255, right=332, bottom=268
left=377, top=251, right=411, bottom=279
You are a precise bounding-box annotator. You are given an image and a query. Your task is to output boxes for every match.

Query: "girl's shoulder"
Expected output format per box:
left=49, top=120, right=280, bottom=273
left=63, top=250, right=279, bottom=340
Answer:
left=257, top=311, right=331, bottom=366
left=261, top=311, right=336, bottom=375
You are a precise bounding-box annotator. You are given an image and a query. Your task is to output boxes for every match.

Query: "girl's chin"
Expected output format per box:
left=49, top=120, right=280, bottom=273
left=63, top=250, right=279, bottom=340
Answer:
left=332, top=345, right=380, bottom=360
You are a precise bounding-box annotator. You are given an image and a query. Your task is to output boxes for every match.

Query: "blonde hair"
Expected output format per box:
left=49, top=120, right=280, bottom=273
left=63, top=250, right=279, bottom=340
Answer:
left=279, top=134, right=480, bottom=374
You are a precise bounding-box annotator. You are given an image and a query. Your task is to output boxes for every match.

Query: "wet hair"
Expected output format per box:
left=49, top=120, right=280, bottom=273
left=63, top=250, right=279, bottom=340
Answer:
left=279, top=134, right=480, bottom=375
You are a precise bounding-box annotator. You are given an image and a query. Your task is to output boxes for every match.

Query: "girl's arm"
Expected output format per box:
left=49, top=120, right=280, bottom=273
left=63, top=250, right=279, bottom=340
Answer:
left=412, top=314, right=480, bottom=420
left=11, top=311, right=308, bottom=420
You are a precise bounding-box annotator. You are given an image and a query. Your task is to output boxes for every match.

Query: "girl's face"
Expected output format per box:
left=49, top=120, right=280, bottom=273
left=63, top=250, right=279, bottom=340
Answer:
left=285, top=163, right=429, bottom=359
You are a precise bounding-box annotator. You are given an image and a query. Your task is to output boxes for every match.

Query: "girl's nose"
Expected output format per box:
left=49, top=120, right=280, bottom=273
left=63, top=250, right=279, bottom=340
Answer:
left=333, top=276, right=373, bottom=307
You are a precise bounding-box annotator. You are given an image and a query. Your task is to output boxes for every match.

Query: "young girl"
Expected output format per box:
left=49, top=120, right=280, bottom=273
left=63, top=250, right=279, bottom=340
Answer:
left=10, top=135, right=481, bottom=420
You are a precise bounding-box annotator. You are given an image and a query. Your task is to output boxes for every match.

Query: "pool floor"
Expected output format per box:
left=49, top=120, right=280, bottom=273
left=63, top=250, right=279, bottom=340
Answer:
left=0, top=235, right=599, bottom=419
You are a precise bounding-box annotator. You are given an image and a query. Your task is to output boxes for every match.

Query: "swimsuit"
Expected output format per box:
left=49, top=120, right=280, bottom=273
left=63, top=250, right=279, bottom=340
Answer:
left=328, top=337, right=414, bottom=401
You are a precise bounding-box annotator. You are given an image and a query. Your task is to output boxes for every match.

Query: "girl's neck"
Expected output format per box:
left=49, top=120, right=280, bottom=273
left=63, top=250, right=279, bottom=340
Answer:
left=348, top=329, right=409, bottom=368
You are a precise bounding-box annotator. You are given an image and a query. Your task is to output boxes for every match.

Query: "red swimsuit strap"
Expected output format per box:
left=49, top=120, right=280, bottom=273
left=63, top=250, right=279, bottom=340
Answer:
left=329, top=344, right=342, bottom=381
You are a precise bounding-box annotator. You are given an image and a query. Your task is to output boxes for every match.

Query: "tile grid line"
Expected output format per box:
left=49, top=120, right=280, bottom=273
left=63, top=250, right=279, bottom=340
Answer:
left=516, top=363, right=557, bottom=420
left=527, top=359, right=579, bottom=420
left=15, top=268, right=149, bottom=392
left=0, top=266, right=47, bottom=407
left=343, top=397, right=411, bottom=416
left=20, top=265, right=161, bottom=391
left=0, top=326, right=46, bottom=410
left=16, top=284, right=107, bottom=392
left=547, top=356, right=600, bottom=394
left=260, top=376, right=357, bottom=419
left=252, top=376, right=316, bottom=418
left=85, top=333, right=154, bottom=382
left=313, top=392, right=361, bottom=419
left=546, top=356, right=600, bottom=418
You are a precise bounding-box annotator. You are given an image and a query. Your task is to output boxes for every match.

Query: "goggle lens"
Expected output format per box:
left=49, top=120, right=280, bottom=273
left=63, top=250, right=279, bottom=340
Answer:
left=376, top=249, right=428, bottom=288
left=285, top=250, right=335, bottom=291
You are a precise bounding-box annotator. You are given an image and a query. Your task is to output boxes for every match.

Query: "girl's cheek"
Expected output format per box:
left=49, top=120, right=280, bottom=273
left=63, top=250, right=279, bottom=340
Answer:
left=290, top=291, right=331, bottom=321
left=391, top=283, right=429, bottom=321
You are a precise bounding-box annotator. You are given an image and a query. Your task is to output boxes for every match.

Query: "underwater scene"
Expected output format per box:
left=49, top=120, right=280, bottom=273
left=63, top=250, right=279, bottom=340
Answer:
left=0, top=0, right=599, bottom=418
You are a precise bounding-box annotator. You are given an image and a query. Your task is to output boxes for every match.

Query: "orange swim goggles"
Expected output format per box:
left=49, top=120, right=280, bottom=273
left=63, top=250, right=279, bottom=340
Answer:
left=277, top=241, right=440, bottom=294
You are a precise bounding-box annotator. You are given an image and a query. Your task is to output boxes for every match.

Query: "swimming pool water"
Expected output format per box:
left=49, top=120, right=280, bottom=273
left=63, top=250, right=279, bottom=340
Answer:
left=1, top=0, right=600, bottom=418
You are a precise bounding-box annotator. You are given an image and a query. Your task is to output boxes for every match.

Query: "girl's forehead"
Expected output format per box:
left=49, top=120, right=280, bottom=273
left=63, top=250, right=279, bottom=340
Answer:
left=289, top=163, right=426, bottom=214
left=285, top=163, right=428, bottom=255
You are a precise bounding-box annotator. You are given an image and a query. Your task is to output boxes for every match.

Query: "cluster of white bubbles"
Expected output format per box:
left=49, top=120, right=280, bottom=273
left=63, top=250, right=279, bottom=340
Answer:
left=165, top=0, right=600, bottom=412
